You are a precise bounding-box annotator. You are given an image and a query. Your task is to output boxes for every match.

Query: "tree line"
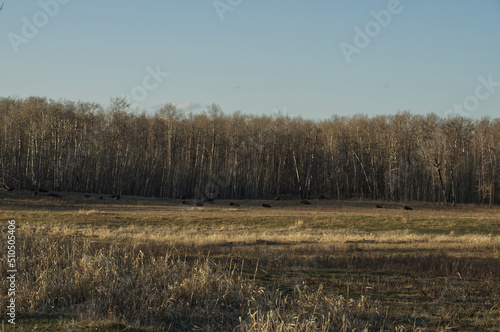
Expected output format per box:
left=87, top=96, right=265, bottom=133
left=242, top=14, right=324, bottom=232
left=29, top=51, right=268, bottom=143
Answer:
left=0, top=96, right=498, bottom=205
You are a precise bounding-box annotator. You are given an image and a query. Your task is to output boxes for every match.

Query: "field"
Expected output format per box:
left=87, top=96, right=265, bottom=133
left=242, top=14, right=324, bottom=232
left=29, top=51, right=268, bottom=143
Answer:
left=1, top=191, right=499, bottom=331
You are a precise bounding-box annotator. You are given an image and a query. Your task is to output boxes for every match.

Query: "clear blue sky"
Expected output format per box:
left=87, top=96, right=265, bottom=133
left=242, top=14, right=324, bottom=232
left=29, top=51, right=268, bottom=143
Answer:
left=1, top=0, right=499, bottom=120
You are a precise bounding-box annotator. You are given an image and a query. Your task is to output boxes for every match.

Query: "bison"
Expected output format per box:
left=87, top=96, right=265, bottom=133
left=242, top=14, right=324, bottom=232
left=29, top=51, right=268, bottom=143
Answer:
left=203, top=193, right=215, bottom=203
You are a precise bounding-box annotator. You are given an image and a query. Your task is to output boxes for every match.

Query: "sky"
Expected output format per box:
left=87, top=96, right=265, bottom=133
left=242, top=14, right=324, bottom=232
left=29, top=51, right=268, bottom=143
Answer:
left=0, top=0, right=499, bottom=120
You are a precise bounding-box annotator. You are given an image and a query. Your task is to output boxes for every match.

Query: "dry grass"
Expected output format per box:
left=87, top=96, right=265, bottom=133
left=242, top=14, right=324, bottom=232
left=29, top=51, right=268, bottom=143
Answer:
left=1, top=232, right=388, bottom=331
left=0, top=191, right=499, bottom=331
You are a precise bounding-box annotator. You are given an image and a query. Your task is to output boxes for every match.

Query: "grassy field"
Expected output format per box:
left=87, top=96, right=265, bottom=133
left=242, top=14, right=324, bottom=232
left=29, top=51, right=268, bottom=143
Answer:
left=1, top=191, right=499, bottom=331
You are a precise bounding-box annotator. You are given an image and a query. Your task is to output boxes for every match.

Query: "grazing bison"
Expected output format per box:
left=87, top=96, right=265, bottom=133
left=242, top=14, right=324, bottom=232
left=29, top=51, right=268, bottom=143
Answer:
left=84, top=194, right=90, bottom=198
left=262, top=203, right=271, bottom=208
left=99, top=196, right=103, bottom=200
left=376, top=204, right=383, bottom=208
left=274, top=197, right=280, bottom=201
left=300, top=200, right=312, bottom=205
left=38, top=188, right=48, bottom=193
left=229, top=202, right=240, bottom=207
left=47, top=193, right=62, bottom=198
left=404, top=205, right=413, bottom=210
left=203, top=193, right=215, bottom=203
left=319, top=194, right=325, bottom=200
left=114, top=194, right=121, bottom=200
left=32, top=191, right=38, bottom=196
left=196, top=202, right=204, bottom=207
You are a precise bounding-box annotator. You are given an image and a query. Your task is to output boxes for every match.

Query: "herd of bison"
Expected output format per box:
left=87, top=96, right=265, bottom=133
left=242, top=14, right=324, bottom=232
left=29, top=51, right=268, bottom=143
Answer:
left=2, top=187, right=415, bottom=210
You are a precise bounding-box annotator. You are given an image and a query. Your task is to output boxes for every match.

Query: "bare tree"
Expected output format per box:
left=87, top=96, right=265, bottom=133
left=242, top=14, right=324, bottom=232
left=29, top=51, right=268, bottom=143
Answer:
left=0, top=97, right=497, bottom=206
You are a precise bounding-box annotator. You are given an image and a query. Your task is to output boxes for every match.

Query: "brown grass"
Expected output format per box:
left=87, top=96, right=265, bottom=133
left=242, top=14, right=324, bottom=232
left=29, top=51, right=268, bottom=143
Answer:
left=1, top=232, right=389, bottom=331
left=0, top=191, right=499, bottom=331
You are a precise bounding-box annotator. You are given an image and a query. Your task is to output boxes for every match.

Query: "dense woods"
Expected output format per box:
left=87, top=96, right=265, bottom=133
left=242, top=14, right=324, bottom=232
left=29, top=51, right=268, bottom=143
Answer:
left=0, top=96, right=498, bottom=205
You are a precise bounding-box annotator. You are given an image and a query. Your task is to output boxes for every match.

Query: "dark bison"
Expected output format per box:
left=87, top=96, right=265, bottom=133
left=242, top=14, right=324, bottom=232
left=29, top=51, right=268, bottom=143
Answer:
left=319, top=194, right=325, bottom=200
left=300, top=200, right=312, bottom=205
left=404, top=206, right=413, bottom=210
left=47, top=193, right=62, bottom=198
left=203, top=194, right=215, bottom=203
left=84, top=194, right=91, bottom=198
left=274, top=197, right=280, bottom=201
left=229, top=202, right=240, bottom=207
left=376, top=204, right=383, bottom=208
left=262, top=203, right=271, bottom=208
left=196, top=202, right=204, bottom=207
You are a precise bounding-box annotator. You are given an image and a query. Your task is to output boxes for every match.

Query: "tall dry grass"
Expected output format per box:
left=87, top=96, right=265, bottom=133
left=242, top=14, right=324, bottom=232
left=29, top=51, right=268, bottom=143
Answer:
left=1, top=197, right=499, bottom=330
left=0, top=232, right=398, bottom=331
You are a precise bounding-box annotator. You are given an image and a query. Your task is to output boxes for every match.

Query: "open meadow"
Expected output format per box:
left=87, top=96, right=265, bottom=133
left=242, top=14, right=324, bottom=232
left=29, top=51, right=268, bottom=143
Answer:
left=1, top=191, right=499, bottom=331
left=2, top=1, right=499, bottom=331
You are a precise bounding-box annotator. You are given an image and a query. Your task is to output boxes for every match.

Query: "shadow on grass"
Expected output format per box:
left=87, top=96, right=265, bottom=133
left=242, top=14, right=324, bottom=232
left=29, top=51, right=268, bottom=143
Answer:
left=3, top=315, right=164, bottom=331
